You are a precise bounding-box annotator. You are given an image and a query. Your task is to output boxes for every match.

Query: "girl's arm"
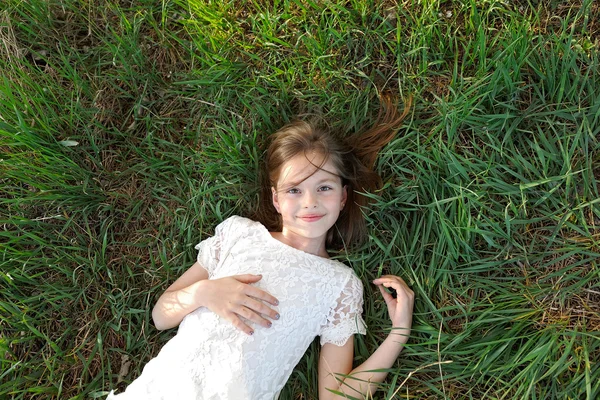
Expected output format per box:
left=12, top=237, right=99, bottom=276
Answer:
left=318, top=275, right=414, bottom=400
left=151, top=262, right=280, bottom=335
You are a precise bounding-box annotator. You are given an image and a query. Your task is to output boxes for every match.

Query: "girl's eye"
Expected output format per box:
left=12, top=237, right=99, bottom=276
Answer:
left=318, top=186, right=332, bottom=192
left=287, top=188, right=300, bottom=194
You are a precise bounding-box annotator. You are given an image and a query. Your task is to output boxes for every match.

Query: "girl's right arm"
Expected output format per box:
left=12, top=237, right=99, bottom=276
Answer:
left=318, top=275, right=414, bottom=399
left=151, top=262, right=280, bottom=335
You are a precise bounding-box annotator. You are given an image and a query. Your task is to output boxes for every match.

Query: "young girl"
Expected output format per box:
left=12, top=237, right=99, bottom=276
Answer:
left=107, top=96, right=414, bottom=399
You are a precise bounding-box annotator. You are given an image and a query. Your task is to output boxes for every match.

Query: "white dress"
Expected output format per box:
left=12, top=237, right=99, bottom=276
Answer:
left=107, top=216, right=367, bottom=400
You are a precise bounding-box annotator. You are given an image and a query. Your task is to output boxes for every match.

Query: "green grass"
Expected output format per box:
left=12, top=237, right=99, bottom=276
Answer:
left=1, top=0, right=599, bottom=399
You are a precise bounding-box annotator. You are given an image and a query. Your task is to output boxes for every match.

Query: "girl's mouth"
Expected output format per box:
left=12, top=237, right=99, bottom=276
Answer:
left=298, top=214, right=324, bottom=222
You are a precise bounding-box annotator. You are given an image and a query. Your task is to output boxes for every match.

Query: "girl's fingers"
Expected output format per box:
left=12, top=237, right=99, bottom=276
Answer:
left=373, top=275, right=408, bottom=286
left=374, top=275, right=409, bottom=288
left=373, top=276, right=414, bottom=301
left=234, top=274, right=263, bottom=284
left=235, top=305, right=273, bottom=329
left=378, top=284, right=394, bottom=303
left=227, top=312, right=255, bottom=336
left=373, top=275, right=415, bottom=330
left=206, top=276, right=280, bottom=334
left=233, top=274, right=280, bottom=305
left=245, top=285, right=279, bottom=306
left=243, top=298, right=280, bottom=322
left=374, top=280, right=402, bottom=294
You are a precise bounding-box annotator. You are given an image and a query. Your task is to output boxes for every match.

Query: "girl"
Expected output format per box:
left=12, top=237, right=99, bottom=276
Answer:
left=107, top=96, right=414, bottom=399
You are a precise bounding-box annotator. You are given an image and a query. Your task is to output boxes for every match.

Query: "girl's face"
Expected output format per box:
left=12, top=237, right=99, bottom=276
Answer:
left=271, top=152, right=347, bottom=252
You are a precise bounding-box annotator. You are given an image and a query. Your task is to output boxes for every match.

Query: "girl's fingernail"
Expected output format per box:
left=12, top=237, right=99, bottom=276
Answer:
left=275, top=313, right=280, bottom=320
left=267, top=322, right=272, bottom=328
left=249, top=331, right=254, bottom=335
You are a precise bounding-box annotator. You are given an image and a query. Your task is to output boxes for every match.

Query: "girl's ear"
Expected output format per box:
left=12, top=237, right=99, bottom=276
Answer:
left=271, top=187, right=281, bottom=213
left=341, top=185, right=348, bottom=206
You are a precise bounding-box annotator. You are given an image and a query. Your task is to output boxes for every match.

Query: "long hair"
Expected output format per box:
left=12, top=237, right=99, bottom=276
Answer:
left=256, top=95, right=411, bottom=249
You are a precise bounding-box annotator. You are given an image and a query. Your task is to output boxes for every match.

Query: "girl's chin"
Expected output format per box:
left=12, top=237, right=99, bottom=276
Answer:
left=284, top=226, right=329, bottom=240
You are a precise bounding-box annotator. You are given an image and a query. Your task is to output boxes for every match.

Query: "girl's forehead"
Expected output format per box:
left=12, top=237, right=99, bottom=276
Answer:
left=277, top=153, right=339, bottom=185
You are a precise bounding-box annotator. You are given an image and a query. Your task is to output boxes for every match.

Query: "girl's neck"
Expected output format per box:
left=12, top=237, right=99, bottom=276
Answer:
left=270, top=231, right=329, bottom=258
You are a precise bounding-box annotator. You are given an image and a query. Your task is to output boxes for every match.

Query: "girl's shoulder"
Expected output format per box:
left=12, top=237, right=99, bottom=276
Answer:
left=306, top=254, right=363, bottom=290
left=327, top=258, right=363, bottom=285
left=211, top=215, right=265, bottom=240
left=217, top=215, right=263, bottom=231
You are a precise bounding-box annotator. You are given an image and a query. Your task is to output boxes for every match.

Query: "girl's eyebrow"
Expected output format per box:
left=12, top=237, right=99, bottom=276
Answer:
left=316, top=178, right=338, bottom=184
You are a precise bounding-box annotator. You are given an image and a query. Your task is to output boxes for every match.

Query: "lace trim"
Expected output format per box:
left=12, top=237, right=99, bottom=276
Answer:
left=320, top=315, right=367, bottom=346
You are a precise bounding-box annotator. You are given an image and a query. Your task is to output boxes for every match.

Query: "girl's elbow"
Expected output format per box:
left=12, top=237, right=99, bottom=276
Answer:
left=153, top=319, right=168, bottom=331
left=152, top=305, right=169, bottom=331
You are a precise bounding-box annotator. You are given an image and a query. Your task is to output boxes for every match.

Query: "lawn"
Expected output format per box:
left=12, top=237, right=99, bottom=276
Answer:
left=1, top=0, right=599, bottom=399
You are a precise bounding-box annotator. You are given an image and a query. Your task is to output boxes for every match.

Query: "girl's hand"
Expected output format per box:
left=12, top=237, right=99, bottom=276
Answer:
left=198, top=274, right=280, bottom=336
left=373, top=275, right=414, bottom=341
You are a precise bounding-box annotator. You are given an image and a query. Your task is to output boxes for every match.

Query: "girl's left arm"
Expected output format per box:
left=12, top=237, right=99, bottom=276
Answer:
left=318, top=275, right=414, bottom=400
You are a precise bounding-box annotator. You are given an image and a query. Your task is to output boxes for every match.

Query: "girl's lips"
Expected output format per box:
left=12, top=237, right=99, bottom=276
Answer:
left=298, top=214, right=324, bottom=222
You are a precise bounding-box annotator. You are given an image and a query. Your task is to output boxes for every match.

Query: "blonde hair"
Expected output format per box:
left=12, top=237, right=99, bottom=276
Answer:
left=256, top=95, right=411, bottom=249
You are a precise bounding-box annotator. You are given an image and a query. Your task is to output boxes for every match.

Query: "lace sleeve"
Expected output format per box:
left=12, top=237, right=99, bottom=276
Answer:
left=194, top=217, right=236, bottom=277
left=319, top=273, right=367, bottom=346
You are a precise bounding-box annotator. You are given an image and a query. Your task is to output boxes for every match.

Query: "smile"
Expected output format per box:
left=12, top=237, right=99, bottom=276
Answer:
left=298, top=214, right=324, bottom=222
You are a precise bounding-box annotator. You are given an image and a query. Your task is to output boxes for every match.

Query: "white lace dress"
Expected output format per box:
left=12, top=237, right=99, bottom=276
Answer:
left=107, top=216, right=366, bottom=400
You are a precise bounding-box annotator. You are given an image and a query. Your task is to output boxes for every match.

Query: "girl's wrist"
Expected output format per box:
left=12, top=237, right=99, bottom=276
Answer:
left=380, top=334, right=408, bottom=360
left=383, top=337, right=408, bottom=355
left=386, top=326, right=411, bottom=344
left=194, top=279, right=210, bottom=308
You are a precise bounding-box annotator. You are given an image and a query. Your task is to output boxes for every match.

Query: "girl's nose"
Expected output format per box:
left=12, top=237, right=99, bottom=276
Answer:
left=303, top=192, right=318, bottom=208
